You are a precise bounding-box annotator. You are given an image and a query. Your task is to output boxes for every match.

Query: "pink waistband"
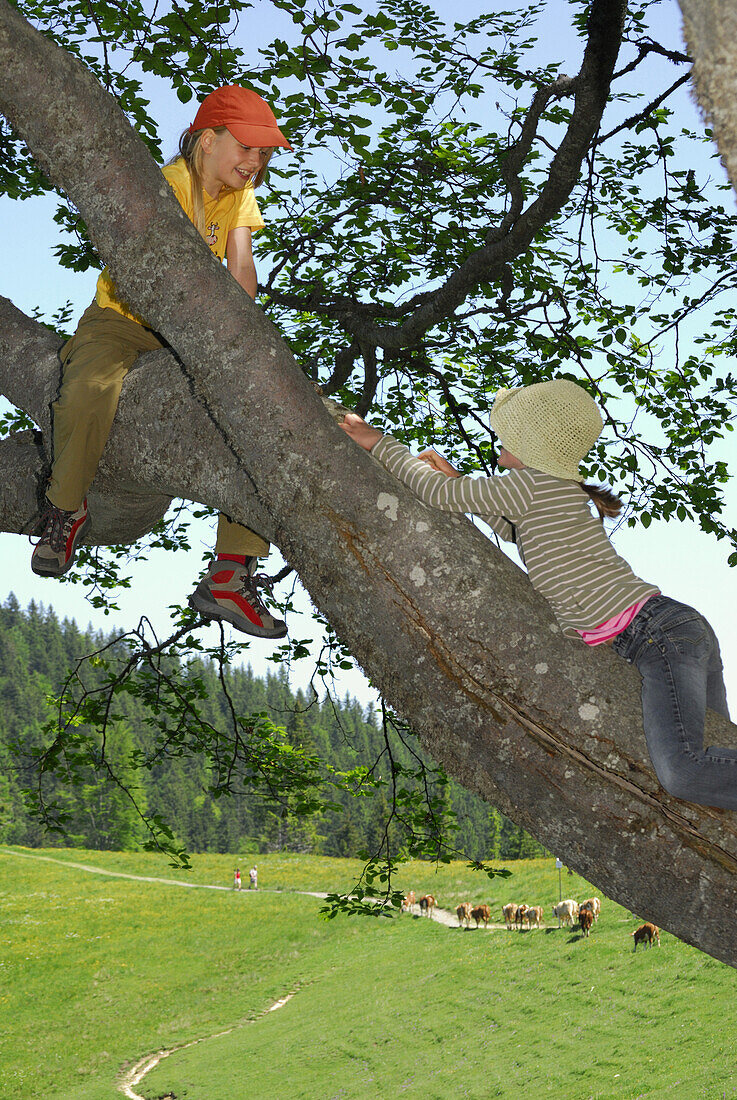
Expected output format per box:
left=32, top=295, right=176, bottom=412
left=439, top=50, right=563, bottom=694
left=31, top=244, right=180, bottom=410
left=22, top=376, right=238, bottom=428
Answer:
left=576, top=594, right=659, bottom=646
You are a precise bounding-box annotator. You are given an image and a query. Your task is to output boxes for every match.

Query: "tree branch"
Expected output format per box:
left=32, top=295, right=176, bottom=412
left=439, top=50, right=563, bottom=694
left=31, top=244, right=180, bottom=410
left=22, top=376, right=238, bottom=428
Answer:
left=598, top=72, right=692, bottom=144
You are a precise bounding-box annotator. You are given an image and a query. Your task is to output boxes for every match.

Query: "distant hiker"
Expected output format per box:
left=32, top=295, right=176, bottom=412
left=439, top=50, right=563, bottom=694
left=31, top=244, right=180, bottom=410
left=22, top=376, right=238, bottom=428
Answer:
left=30, top=85, right=291, bottom=640
left=249, top=865, right=258, bottom=890
left=234, top=867, right=242, bottom=891
left=341, top=379, right=735, bottom=810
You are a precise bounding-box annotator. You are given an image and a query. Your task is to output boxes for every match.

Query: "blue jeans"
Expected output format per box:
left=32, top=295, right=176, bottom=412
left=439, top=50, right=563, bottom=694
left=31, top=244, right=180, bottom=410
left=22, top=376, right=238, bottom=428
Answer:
left=612, top=595, right=735, bottom=809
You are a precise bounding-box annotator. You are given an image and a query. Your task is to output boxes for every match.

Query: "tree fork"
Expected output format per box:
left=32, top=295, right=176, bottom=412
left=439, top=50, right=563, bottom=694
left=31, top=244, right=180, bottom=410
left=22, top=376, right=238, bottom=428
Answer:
left=266, top=0, right=627, bottom=349
left=2, top=1, right=737, bottom=967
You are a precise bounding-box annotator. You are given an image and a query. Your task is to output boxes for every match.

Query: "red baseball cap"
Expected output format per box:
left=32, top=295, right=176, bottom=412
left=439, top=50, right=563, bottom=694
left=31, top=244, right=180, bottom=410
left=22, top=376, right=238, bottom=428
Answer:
left=189, top=85, right=292, bottom=149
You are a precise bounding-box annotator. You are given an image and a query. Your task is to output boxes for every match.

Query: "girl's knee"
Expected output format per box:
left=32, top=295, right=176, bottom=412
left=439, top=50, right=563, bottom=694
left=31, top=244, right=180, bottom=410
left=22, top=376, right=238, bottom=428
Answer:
left=56, top=374, right=125, bottom=411
left=59, top=332, right=140, bottom=386
left=651, top=754, right=697, bottom=801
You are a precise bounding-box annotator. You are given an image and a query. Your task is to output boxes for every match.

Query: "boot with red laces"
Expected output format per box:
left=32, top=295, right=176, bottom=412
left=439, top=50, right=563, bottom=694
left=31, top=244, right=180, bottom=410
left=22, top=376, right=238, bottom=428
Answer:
left=188, top=556, right=287, bottom=639
left=31, top=498, right=90, bottom=577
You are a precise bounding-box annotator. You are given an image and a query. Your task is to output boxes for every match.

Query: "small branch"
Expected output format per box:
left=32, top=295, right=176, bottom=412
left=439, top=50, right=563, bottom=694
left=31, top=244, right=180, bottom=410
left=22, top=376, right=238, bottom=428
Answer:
left=355, top=344, right=378, bottom=416
left=598, top=72, right=692, bottom=143
left=322, top=341, right=360, bottom=396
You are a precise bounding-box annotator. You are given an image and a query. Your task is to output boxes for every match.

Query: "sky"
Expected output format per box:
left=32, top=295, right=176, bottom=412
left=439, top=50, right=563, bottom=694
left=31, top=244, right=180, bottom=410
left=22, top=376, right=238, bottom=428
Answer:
left=0, top=0, right=735, bottom=713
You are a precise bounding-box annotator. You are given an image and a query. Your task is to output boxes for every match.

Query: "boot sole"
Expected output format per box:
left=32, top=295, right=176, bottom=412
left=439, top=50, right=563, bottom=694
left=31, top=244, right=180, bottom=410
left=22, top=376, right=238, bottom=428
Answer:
left=188, top=589, right=288, bottom=639
left=31, top=514, right=91, bottom=577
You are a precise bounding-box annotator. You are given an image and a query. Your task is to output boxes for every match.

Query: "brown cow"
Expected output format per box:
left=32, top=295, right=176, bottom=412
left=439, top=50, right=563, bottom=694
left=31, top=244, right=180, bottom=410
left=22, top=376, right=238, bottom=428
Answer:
left=401, top=891, right=416, bottom=915
left=578, top=906, right=594, bottom=938
left=581, top=897, right=601, bottom=923
left=525, top=905, right=543, bottom=930
left=456, top=902, right=472, bottom=927
left=502, top=903, right=518, bottom=930
left=631, top=922, right=660, bottom=951
left=471, top=904, right=490, bottom=928
left=419, top=894, right=436, bottom=917
left=515, top=903, right=529, bottom=930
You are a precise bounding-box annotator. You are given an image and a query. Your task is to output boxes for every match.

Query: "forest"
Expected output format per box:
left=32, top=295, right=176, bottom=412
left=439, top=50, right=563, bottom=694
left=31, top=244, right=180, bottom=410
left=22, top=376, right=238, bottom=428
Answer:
left=0, top=595, right=545, bottom=863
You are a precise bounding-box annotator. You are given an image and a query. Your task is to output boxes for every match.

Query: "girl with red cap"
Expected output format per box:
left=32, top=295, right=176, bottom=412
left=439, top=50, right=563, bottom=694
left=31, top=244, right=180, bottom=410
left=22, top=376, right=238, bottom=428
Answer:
left=31, top=86, right=292, bottom=639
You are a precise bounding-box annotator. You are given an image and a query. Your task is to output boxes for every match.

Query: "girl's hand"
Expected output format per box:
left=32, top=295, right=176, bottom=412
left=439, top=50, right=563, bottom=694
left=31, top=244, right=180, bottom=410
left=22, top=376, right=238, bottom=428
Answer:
left=417, top=449, right=459, bottom=478
left=340, top=412, right=383, bottom=452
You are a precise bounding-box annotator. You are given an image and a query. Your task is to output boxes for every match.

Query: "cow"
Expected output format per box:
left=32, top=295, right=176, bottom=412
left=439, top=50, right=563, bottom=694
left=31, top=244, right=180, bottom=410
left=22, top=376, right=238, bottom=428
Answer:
left=401, top=891, right=416, bottom=915
left=456, top=902, right=472, bottom=927
left=552, top=899, right=579, bottom=927
left=502, top=903, right=518, bottom=930
left=525, top=905, right=543, bottom=930
left=579, top=906, right=594, bottom=938
left=471, top=904, right=490, bottom=928
left=515, top=903, right=529, bottom=930
left=419, top=894, right=436, bottom=917
left=632, top=922, right=660, bottom=951
left=581, top=897, right=601, bottom=922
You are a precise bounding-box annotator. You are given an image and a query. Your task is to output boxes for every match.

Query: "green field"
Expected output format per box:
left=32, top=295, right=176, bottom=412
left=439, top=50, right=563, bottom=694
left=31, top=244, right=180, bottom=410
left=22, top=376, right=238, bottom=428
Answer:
left=1, top=847, right=736, bottom=1099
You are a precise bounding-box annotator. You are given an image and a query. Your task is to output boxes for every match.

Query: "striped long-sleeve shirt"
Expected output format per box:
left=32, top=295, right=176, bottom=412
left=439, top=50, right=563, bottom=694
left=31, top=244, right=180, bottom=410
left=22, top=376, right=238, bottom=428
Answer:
left=372, top=436, right=659, bottom=639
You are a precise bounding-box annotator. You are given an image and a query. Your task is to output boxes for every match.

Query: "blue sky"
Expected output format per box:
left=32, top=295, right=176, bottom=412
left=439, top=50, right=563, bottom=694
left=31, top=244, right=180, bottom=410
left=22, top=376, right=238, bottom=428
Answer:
left=0, top=0, right=734, bottom=712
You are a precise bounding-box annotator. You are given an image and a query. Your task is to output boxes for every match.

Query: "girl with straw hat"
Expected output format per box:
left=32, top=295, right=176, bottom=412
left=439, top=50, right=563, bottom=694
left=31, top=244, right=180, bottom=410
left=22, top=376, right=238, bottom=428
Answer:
left=341, top=379, right=734, bottom=809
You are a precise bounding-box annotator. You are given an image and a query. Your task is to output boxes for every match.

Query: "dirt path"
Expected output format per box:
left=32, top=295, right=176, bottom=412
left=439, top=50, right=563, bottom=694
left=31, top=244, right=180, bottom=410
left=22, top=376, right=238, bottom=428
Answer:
left=3, top=848, right=517, bottom=927
left=0, top=848, right=328, bottom=898
left=408, top=906, right=511, bottom=931
left=117, top=991, right=297, bottom=1100
left=3, top=847, right=544, bottom=930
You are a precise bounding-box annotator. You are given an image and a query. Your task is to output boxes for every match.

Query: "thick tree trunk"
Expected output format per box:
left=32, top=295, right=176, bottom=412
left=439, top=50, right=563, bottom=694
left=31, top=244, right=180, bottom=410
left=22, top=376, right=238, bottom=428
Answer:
left=678, top=1, right=737, bottom=196
left=2, top=1, right=737, bottom=967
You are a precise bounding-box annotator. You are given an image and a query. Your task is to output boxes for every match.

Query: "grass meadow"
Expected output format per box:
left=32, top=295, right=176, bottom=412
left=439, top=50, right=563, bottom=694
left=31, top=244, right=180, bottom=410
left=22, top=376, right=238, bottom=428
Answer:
left=1, top=846, right=736, bottom=1099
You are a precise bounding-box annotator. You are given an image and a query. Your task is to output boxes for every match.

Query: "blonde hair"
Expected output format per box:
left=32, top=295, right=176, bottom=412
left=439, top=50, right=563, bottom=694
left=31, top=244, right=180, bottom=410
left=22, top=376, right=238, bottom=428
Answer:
left=172, top=127, right=273, bottom=238
left=581, top=483, right=622, bottom=521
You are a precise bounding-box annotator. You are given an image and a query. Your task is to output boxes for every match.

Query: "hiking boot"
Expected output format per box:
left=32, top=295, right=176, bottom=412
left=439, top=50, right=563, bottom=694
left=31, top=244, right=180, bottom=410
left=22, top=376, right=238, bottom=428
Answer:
left=30, top=499, right=90, bottom=577
left=188, top=557, right=288, bottom=639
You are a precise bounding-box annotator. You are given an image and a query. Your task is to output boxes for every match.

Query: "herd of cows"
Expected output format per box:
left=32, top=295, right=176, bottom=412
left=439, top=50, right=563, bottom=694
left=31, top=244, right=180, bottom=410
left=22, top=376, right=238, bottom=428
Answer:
left=401, top=892, right=661, bottom=950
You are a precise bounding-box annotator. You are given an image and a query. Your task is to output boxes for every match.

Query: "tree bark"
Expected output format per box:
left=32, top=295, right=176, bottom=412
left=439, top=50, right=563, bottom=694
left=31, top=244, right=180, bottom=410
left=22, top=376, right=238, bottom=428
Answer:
left=678, top=0, right=737, bottom=197
left=2, top=0, right=737, bottom=967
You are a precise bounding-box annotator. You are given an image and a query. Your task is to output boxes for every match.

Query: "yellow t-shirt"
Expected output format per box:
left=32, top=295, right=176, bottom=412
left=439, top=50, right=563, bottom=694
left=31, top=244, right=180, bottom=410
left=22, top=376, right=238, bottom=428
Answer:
left=95, top=158, right=265, bottom=323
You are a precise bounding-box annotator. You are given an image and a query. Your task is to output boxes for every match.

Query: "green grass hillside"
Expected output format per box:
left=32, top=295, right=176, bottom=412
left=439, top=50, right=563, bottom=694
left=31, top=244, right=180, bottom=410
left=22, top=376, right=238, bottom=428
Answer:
left=1, top=847, right=735, bottom=1100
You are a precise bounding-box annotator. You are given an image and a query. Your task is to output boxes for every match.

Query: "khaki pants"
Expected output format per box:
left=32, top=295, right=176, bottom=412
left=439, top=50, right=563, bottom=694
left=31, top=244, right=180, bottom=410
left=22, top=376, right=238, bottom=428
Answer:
left=49, top=302, right=268, bottom=558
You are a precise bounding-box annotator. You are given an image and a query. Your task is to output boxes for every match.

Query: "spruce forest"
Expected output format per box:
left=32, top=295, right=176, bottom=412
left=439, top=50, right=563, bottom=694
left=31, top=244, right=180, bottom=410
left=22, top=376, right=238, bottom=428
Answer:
left=0, top=595, right=544, bottom=864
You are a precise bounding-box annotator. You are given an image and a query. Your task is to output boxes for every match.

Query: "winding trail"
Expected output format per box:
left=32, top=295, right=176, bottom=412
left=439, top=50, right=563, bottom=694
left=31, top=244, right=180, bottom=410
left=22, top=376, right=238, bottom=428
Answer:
left=0, top=848, right=329, bottom=897
left=117, top=990, right=298, bottom=1100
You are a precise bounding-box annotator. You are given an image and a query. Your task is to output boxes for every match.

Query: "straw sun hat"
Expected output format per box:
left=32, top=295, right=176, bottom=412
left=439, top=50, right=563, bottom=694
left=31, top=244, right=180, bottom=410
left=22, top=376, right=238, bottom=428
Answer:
left=488, top=379, right=604, bottom=481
